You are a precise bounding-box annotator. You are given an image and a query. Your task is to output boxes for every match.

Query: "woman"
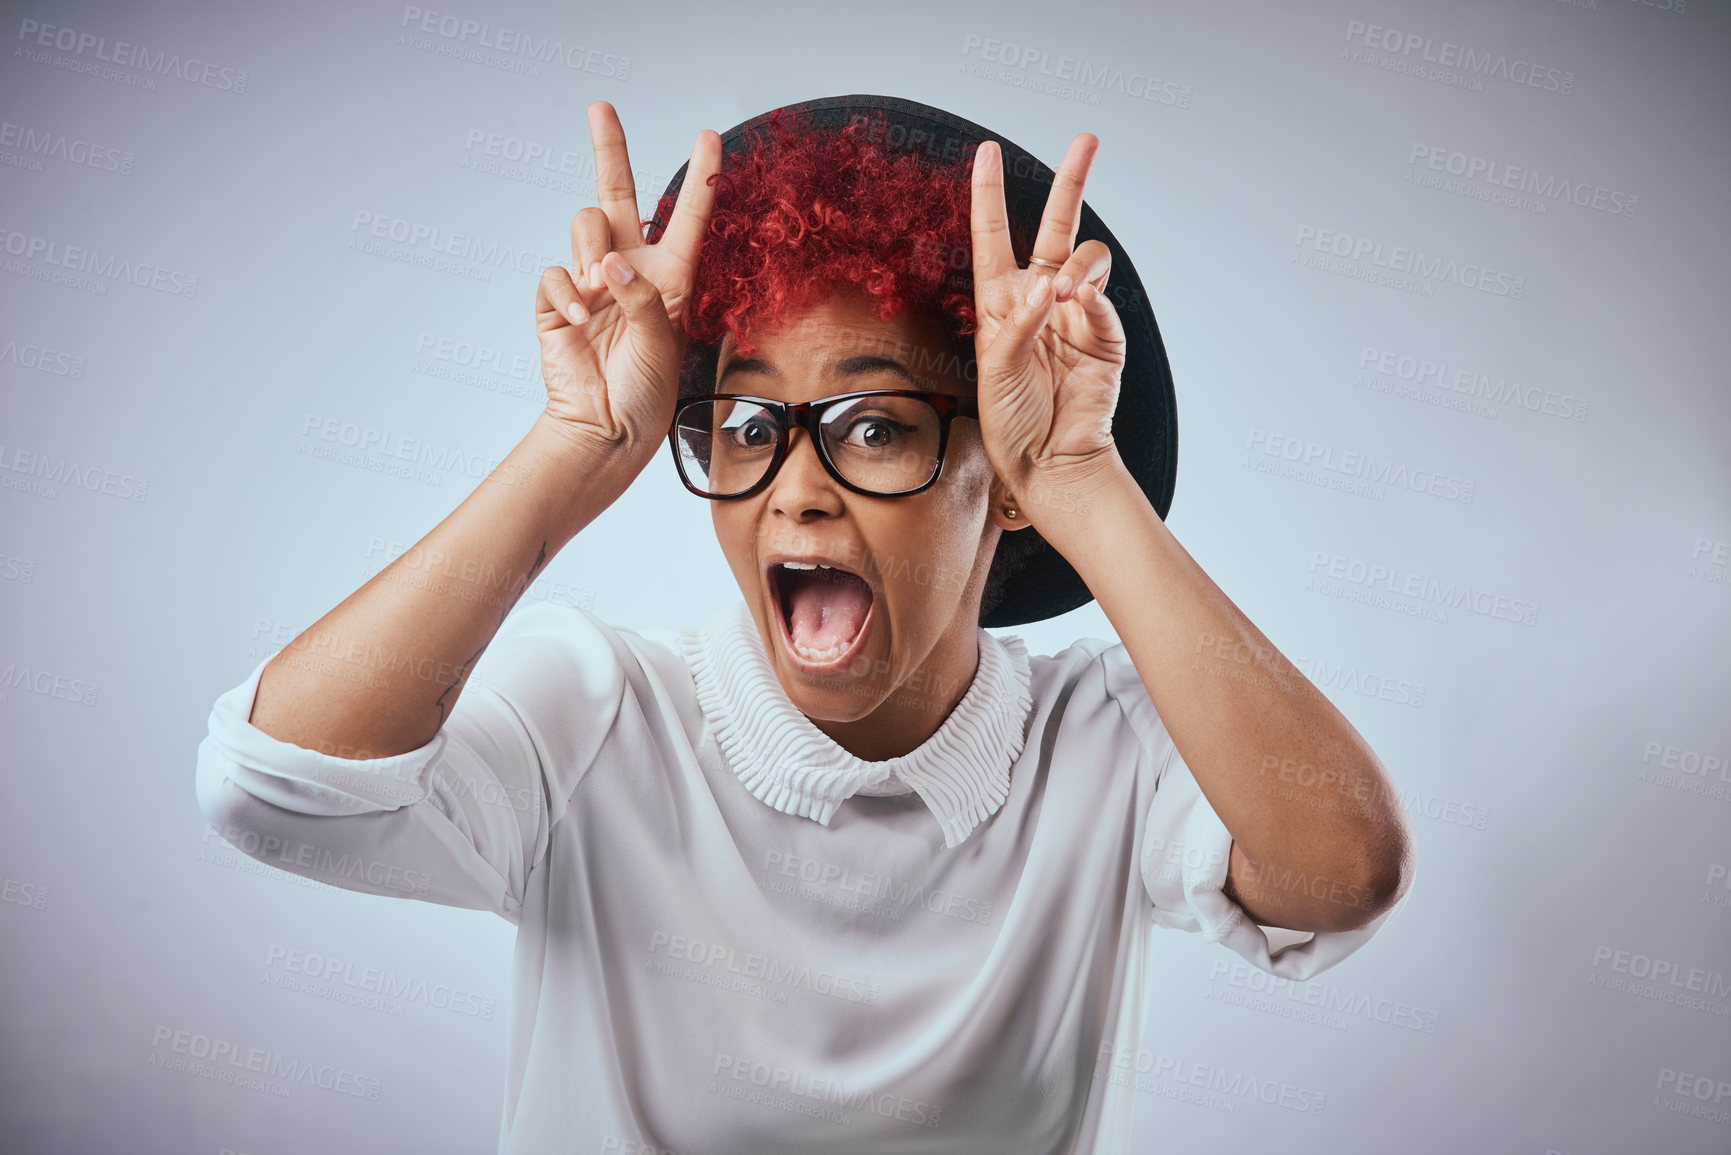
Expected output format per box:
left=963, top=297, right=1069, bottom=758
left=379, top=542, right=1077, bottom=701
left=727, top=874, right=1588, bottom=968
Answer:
left=197, top=95, right=1414, bottom=1153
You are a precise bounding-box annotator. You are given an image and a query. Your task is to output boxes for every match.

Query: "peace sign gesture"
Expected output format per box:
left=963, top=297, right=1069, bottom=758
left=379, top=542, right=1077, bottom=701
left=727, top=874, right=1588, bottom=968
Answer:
left=534, top=102, right=720, bottom=467
left=970, top=135, right=1127, bottom=511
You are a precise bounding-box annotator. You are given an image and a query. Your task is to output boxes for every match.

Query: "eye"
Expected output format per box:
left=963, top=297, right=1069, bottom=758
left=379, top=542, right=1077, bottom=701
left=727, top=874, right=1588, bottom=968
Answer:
left=842, top=415, right=914, bottom=449
left=724, top=414, right=779, bottom=450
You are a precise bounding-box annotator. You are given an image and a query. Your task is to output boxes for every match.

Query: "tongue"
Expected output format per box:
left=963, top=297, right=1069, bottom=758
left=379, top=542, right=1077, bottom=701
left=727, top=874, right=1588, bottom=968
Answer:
left=786, top=569, right=872, bottom=652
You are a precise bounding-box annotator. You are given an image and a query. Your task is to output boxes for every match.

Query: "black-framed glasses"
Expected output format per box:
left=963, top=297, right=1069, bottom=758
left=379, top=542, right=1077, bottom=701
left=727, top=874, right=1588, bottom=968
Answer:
left=667, top=389, right=979, bottom=500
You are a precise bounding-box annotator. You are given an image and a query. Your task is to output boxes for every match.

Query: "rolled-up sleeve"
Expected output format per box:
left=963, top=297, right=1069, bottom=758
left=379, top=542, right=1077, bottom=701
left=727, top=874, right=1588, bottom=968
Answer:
left=1138, top=743, right=1397, bottom=981
left=194, top=602, right=629, bottom=923
left=1092, top=642, right=1398, bottom=981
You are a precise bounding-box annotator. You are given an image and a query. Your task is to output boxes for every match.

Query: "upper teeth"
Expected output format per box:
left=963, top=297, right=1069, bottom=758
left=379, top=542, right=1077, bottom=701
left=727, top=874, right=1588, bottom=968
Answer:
left=782, top=562, right=830, bottom=570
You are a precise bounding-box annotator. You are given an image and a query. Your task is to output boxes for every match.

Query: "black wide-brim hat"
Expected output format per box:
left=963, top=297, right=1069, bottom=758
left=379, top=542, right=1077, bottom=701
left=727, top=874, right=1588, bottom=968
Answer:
left=649, top=94, right=1177, bottom=628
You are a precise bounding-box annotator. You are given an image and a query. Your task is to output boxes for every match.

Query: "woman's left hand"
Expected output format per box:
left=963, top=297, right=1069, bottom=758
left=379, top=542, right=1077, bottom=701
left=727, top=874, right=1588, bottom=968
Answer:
left=969, top=135, right=1128, bottom=511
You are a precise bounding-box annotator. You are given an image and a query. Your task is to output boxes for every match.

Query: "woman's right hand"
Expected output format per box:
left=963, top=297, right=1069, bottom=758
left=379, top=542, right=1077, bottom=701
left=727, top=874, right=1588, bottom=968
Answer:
left=535, top=102, right=720, bottom=468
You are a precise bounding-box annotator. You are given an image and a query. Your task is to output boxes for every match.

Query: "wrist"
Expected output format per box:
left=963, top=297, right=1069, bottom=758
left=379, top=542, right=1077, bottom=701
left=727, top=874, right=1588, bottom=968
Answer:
left=506, top=414, right=657, bottom=540
left=1009, top=449, right=1133, bottom=529
left=525, top=411, right=659, bottom=484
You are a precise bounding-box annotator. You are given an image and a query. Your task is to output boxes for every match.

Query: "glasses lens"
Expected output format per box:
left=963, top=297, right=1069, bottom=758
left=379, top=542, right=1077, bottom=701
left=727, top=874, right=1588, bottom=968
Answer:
left=674, top=398, right=780, bottom=496
left=818, top=394, right=944, bottom=494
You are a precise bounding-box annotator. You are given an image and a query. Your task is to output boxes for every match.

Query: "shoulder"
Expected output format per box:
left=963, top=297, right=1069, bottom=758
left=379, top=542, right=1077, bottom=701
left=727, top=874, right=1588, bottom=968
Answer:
left=458, top=601, right=711, bottom=789
left=1016, top=634, right=1173, bottom=766
left=473, top=601, right=696, bottom=716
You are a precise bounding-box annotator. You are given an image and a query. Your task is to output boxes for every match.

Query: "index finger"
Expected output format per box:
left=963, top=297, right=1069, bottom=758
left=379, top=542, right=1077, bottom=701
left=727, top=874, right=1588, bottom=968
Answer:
left=1028, top=134, right=1098, bottom=263
left=970, top=141, right=1018, bottom=283
left=587, top=101, right=644, bottom=251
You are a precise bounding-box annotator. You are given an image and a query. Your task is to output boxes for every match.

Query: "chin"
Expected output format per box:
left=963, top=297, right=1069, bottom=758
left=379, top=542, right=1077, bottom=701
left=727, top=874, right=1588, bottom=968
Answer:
left=777, top=673, right=884, bottom=725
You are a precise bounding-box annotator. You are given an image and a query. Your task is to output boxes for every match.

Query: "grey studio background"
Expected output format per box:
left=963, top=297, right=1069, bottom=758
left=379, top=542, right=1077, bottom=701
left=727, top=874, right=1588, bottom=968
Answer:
left=2, top=0, right=1728, bottom=1152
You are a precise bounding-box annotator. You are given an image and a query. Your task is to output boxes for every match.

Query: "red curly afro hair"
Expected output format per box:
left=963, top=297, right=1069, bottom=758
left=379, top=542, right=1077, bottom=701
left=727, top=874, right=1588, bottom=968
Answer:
left=645, top=107, right=1019, bottom=392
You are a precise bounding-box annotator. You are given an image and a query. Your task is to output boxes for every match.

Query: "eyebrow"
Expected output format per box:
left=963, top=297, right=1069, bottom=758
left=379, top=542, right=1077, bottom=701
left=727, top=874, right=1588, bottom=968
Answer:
left=716, top=354, right=926, bottom=390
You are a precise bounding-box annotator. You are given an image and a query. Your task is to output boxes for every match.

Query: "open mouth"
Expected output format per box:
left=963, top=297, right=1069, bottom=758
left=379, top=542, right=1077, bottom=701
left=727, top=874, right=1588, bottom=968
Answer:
left=769, top=559, right=876, bottom=668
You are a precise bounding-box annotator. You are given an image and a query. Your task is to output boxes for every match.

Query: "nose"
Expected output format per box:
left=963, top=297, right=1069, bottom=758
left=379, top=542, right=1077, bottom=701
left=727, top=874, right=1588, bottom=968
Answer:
left=767, top=427, right=844, bottom=521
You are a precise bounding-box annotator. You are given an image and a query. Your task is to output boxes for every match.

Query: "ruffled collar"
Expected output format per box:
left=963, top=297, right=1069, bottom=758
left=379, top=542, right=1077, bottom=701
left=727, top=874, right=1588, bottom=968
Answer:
left=679, top=600, right=1033, bottom=848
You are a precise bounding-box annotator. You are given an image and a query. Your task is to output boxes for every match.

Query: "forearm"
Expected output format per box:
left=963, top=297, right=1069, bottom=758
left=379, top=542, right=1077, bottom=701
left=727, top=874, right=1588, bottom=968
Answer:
left=248, top=413, right=641, bottom=759
left=1034, top=460, right=1414, bottom=925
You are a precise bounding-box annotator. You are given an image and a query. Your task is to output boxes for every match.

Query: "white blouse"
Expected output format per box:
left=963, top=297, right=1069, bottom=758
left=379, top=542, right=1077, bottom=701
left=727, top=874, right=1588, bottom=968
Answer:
left=195, top=599, right=1391, bottom=1154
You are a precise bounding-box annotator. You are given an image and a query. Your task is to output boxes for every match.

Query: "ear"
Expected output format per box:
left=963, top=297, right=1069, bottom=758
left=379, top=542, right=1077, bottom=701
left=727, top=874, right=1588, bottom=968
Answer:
left=986, top=473, right=1033, bottom=533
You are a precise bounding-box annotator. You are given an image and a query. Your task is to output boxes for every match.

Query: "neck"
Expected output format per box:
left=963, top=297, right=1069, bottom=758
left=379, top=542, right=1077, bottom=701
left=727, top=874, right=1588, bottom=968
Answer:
left=807, top=619, right=982, bottom=761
